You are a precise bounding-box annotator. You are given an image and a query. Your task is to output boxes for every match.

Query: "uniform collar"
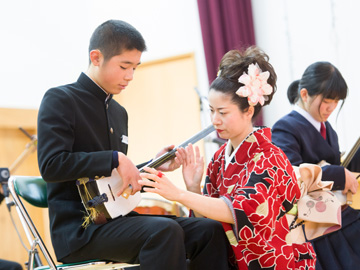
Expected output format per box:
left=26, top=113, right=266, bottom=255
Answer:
left=294, top=105, right=321, bottom=132
left=77, top=72, right=113, bottom=103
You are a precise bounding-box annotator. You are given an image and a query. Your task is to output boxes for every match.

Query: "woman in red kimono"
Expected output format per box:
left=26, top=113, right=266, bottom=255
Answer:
left=139, top=46, right=316, bottom=269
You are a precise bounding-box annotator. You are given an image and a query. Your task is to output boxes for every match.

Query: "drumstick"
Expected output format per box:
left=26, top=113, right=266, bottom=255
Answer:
left=121, top=185, right=133, bottom=199
left=347, top=191, right=353, bottom=205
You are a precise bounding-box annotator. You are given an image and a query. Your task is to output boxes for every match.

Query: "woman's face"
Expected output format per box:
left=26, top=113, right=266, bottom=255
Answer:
left=208, top=89, right=253, bottom=149
left=301, top=90, right=339, bottom=122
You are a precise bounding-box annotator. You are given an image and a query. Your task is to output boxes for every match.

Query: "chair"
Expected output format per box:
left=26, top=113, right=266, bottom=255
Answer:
left=8, top=175, right=140, bottom=270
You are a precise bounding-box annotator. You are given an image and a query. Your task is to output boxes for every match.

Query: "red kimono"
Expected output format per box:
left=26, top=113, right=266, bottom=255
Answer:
left=203, top=127, right=316, bottom=269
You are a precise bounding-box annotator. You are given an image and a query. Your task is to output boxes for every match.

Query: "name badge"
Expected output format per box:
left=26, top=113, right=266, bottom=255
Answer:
left=121, top=135, right=128, bottom=144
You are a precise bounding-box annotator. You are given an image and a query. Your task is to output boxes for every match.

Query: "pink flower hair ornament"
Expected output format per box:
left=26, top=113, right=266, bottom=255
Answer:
left=236, top=63, right=273, bottom=106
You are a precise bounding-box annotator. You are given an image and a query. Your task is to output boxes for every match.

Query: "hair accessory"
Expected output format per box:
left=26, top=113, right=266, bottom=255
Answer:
left=236, top=63, right=273, bottom=106
left=157, top=171, right=164, bottom=178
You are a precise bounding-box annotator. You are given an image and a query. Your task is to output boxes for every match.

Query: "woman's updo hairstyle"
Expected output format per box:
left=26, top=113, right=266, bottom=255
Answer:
left=210, top=46, right=277, bottom=120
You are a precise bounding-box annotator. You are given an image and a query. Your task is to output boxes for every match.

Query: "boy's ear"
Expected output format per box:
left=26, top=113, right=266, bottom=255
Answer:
left=89, top=50, right=102, bottom=66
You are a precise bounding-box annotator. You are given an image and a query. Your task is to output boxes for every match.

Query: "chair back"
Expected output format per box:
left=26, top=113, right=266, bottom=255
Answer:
left=13, top=176, right=48, bottom=208
left=8, top=176, right=57, bottom=270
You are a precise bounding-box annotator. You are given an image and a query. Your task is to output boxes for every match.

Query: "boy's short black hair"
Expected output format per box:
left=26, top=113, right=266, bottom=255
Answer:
left=89, top=20, right=147, bottom=64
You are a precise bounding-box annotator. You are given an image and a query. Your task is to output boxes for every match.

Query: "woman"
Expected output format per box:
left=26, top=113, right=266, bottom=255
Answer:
left=139, top=47, right=316, bottom=269
left=272, top=61, right=360, bottom=270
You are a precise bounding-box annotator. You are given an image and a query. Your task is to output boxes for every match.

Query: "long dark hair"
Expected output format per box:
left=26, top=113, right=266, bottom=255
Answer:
left=287, top=62, right=347, bottom=112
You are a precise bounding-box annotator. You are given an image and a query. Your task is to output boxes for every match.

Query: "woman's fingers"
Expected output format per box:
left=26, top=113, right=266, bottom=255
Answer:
left=142, top=167, right=163, bottom=177
left=138, top=167, right=168, bottom=187
left=186, top=144, right=195, bottom=163
left=175, top=147, right=186, bottom=164
left=194, top=145, right=203, bottom=166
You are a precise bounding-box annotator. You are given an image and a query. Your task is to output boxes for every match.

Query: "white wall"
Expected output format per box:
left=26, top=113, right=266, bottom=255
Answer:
left=1, top=0, right=358, bottom=153
left=252, top=0, right=360, bottom=153
left=0, top=0, right=208, bottom=109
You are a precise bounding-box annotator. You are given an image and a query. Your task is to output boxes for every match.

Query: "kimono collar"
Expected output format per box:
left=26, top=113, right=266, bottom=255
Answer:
left=77, top=72, right=113, bottom=104
left=224, top=126, right=270, bottom=169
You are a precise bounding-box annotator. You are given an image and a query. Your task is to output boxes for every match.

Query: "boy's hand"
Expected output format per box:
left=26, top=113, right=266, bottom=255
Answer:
left=155, top=145, right=181, bottom=172
left=116, top=152, right=142, bottom=196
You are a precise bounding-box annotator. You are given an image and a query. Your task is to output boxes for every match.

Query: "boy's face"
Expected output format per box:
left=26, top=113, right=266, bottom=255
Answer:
left=91, top=49, right=142, bottom=95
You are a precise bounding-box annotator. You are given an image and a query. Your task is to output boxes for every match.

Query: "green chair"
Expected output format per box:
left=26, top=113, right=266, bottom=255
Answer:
left=8, top=176, right=139, bottom=270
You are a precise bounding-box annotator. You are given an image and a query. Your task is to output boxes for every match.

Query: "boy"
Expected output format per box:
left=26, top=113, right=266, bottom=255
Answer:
left=37, top=20, right=230, bottom=269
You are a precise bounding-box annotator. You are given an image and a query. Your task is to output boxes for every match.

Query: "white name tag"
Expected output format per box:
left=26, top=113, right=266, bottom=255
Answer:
left=121, top=135, right=128, bottom=144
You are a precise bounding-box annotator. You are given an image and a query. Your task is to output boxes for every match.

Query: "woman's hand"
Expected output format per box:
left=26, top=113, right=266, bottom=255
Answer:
left=343, top=168, right=359, bottom=194
left=139, top=167, right=182, bottom=201
left=139, top=167, right=234, bottom=224
left=176, top=144, right=204, bottom=193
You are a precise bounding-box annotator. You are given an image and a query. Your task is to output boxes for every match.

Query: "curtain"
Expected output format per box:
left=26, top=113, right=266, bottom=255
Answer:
left=197, top=0, right=263, bottom=125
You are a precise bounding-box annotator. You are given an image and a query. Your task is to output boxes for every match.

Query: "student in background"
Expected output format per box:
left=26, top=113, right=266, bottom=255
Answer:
left=272, top=61, right=360, bottom=270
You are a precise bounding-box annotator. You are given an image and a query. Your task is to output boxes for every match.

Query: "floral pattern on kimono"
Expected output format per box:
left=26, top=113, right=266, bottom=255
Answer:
left=203, top=127, right=316, bottom=269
